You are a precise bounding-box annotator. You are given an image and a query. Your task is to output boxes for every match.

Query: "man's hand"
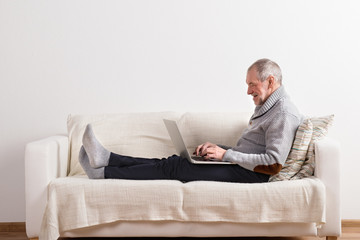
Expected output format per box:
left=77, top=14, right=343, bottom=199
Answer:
left=194, top=142, right=216, bottom=156
left=194, top=142, right=227, bottom=161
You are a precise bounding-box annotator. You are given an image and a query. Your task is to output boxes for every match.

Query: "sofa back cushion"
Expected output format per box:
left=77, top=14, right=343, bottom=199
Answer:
left=67, top=112, right=252, bottom=176
left=178, top=112, right=251, bottom=154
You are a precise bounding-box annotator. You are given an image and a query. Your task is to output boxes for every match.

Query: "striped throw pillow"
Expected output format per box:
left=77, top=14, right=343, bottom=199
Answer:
left=291, top=115, right=334, bottom=180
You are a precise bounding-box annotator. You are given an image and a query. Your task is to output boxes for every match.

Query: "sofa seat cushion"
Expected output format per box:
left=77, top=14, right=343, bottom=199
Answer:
left=40, top=176, right=326, bottom=239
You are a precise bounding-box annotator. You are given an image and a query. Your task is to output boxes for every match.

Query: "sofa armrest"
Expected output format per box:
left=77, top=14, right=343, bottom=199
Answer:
left=24, top=135, right=69, bottom=238
left=314, top=137, right=341, bottom=237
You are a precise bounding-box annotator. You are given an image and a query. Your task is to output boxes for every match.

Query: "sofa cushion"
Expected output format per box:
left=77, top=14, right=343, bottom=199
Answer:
left=40, top=176, right=326, bottom=239
left=67, top=112, right=182, bottom=176
left=67, top=112, right=252, bottom=176
left=178, top=112, right=252, bottom=153
left=269, top=119, right=313, bottom=182
left=292, top=115, right=334, bottom=180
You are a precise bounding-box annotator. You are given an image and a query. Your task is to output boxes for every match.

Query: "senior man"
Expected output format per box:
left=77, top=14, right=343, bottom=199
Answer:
left=80, top=58, right=303, bottom=183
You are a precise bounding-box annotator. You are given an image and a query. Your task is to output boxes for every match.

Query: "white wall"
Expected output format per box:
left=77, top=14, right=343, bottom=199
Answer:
left=0, top=0, right=359, bottom=221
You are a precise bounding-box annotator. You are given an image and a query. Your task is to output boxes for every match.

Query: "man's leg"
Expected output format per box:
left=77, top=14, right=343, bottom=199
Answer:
left=108, top=152, right=163, bottom=167
left=105, top=155, right=269, bottom=183
left=83, top=124, right=164, bottom=168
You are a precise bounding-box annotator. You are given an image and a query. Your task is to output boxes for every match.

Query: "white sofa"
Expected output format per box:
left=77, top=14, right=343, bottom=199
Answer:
left=24, top=112, right=341, bottom=240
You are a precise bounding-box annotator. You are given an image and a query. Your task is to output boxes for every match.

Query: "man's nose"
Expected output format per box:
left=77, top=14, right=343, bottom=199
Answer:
left=247, top=87, right=252, bottom=95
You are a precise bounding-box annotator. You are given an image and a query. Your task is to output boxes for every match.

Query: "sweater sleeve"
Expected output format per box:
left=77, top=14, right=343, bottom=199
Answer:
left=222, top=113, right=300, bottom=175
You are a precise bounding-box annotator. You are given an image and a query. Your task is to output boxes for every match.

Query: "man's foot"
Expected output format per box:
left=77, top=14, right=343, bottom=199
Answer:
left=82, top=124, right=110, bottom=168
left=79, top=146, right=104, bottom=179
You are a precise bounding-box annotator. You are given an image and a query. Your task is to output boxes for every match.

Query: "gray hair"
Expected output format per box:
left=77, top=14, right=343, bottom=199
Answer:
left=248, top=58, right=282, bottom=84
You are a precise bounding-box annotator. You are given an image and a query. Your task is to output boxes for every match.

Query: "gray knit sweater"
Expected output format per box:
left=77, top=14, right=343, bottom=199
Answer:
left=222, top=86, right=303, bottom=175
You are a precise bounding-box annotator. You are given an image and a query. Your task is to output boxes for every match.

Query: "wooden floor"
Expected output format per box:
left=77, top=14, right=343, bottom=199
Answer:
left=0, top=221, right=359, bottom=240
left=1, top=234, right=359, bottom=240
left=1, top=235, right=360, bottom=240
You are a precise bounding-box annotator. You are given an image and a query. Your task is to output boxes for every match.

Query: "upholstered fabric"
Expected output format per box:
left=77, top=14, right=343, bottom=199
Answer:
left=269, top=119, right=313, bottom=182
left=62, top=222, right=318, bottom=238
left=177, top=112, right=252, bottom=154
left=40, top=176, right=326, bottom=240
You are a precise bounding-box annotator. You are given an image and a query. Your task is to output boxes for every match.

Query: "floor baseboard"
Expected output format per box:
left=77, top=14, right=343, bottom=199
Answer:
left=0, top=222, right=26, bottom=232
left=342, top=219, right=360, bottom=228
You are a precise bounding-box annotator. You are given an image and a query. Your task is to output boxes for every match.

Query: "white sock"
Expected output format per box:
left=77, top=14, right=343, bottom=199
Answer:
left=82, top=124, right=110, bottom=168
left=79, top=146, right=104, bottom=179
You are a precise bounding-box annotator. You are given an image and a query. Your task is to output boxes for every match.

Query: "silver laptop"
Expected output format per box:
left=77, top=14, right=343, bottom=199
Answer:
left=163, top=119, right=234, bottom=165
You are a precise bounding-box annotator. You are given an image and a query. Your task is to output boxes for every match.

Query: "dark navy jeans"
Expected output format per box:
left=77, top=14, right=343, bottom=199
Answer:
left=105, top=153, right=269, bottom=183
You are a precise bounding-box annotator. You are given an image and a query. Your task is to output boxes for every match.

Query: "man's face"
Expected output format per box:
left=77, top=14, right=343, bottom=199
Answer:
left=246, top=67, right=272, bottom=106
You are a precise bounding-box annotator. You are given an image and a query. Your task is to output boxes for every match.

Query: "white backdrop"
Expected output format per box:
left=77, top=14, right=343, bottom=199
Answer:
left=1, top=0, right=359, bottom=221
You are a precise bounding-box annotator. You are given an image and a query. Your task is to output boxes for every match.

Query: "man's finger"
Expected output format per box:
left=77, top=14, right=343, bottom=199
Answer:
left=196, top=144, right=206, bottom=155
left=195, top=145, right=201, bottom=155
left=202, top=147, right=214, bottom=157
left=205, top=153, right=215, bottom=160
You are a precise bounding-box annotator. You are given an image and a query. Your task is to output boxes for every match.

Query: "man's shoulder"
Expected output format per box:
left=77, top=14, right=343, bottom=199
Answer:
left=276, top=95, right=300, bottom=114
left=270, top=96, right=303, bottom=122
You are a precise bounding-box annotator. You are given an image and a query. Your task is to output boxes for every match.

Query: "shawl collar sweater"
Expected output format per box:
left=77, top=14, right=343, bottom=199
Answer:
left=223, top=86, right=303, bottom=175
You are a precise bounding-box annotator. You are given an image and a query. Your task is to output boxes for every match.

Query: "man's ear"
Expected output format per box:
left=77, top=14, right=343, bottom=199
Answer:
left=267, top=75, right=275, bottom=88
